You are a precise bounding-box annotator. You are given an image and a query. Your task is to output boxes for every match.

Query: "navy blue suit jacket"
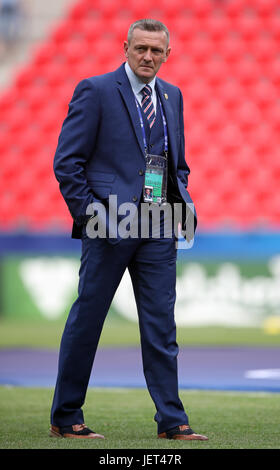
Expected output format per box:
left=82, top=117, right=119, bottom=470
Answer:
left=53, top=63, right=197, bottom=239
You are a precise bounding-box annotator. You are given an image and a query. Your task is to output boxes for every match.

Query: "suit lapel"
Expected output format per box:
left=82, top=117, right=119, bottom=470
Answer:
left=115, top=64, right=146, bottom=158
left=115, top=65, right=178, bottom=165
left=156, top=80, right=178, bottom=167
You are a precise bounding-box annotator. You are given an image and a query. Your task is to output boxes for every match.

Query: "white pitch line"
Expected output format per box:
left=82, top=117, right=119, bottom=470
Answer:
left=244, top=369, right=280, bottom=379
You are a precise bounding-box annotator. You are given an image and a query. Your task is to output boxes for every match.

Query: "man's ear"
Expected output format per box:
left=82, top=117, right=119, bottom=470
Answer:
left=124, top=41, right=129, bottom=58
left=163, top=47, right=171, bottom=63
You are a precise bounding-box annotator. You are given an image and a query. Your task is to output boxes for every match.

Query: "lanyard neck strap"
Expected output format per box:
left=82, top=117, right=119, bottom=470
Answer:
left=135, top=96, right=168, bottom=155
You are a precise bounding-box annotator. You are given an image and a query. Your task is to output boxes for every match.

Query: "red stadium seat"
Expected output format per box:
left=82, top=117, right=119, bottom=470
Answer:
left=49, top=19, right=74, bottom=45
left=189, top=33, right=215, bottom=62
left=13, top=65, right=39, bottom=90
left=221, top=33, right=246, bottom=63
left=252, top=79, right=277, bottom=108
left=3, top=99, right=29, bottom=126
left=190, top=0, right=213, bottom=18
left=233, top=56, right=260, bottom=85
left=203, top=100, right=228, bottom=131
left=265, top=11, right=280, bottom=40
left=232, top=100, right=261, bottom=130
left=93, top=0, right=122, bottom=19
left=169, top=14, right=199, bottom=41
left=203, top=10, right=231, bottom=40
left=0, top=0, right=279, bottom=230
left=68, top=0, right=91, bottom=21
left=266, top=102, right=280, bottom=131
left=253, top=0, right=279, bottom=16
left=218, top=78, right=246, bottom=109
left=224, top=0, right=246, bottom=17
left=77, top=17, right=106, bottom=43
left=184, top=79, right=212, bottom=110
left=234, top=12, right=262, bottom=40
left=250, top=34, right=278, bottom=64
left=267, top=57, right=280, bottom=85
left=202, top=55, right=229, bottom=86
left=0, top=87, right=23, bottom=113
left=57, top=37, right=90, bottom=65
left=219, top=123, right=243, bottom=151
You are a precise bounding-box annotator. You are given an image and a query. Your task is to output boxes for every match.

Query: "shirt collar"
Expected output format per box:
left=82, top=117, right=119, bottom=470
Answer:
left=125, top=61, right=156, bottom=96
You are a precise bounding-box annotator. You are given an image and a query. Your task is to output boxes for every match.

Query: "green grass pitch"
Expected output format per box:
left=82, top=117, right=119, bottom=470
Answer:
left=0, top=387, right=279, bottom=449
left=0, top=316, right=279, bottom=450
left=0, top=318, right=280, bottom=348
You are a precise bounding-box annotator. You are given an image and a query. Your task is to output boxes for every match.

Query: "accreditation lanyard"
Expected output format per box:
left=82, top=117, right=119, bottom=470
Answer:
left=134, top=96, right=168, bottom=156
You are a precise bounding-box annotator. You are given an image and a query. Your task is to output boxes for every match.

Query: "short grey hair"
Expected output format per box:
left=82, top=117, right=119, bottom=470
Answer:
left=127, top=19, right=170, bottom=47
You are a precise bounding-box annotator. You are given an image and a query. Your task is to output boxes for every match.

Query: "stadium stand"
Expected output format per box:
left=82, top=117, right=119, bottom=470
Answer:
left=0, top=0, right=279, bottom=231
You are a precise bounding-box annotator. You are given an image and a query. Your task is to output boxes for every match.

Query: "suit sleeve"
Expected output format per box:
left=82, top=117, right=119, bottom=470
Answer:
left=177, top=88, right=191, bottom=188
left=53, top=78, right=100, bottom=226
left=177, top=88, right=198, bottom=236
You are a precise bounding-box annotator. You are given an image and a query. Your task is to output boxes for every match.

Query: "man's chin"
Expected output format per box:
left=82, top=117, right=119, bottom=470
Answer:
left=137, top=68, right=155, bottom=83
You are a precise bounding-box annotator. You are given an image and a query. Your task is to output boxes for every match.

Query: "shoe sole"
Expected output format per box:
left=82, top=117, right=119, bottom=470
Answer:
left=49, top=428, right=62, bottom=438
left=158, top=433, right=208, bottom=441
left=49, top=428, right=105, bottom=439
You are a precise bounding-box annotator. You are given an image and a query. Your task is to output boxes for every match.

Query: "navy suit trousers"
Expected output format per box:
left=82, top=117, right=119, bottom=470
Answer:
left=50, top=213, right=188, bottom=433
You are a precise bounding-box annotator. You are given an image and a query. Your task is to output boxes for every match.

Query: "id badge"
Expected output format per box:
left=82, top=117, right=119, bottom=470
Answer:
left=143, top=154, right=168, bottom=204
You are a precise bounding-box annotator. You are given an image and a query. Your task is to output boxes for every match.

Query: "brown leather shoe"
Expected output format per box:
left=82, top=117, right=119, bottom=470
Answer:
left=49, top=424, right=105, bottom=439
left=158, top=424, right=208, bottom=441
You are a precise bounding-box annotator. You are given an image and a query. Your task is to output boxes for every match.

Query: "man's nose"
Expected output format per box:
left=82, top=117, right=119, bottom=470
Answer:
left=143, top=49, right=152, bottom=61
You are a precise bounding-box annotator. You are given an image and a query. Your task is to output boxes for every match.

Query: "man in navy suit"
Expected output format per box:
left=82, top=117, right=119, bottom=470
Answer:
left=49, top=19, right=208, bottom=441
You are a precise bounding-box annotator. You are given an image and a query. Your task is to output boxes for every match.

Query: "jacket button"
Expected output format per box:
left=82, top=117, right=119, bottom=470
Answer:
left=132, top=196, right=138, bottom=202
left=138, top=169, right=144, bottom=176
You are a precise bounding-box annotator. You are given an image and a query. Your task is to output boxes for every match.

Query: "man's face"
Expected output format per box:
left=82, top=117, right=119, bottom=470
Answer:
left=124, top=28, right=171, bottom=83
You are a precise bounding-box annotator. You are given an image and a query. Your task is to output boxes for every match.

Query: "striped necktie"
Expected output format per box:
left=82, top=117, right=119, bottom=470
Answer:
left=141, top=85, right=155, bottom=128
